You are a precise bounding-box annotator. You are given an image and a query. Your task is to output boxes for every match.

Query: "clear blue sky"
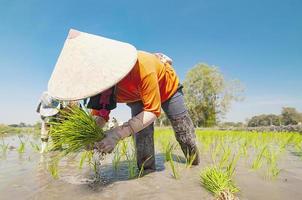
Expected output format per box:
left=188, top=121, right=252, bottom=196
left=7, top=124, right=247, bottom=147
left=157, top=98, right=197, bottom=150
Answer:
left=0, top=0, right=301, bottom=124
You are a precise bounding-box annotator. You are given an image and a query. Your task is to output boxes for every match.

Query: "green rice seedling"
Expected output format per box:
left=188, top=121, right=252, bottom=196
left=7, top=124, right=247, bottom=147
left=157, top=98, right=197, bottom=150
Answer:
left=79, top=150, right=93, bottom=169
left=200, top=167, right=239, bottom=199
left=17, top=136, right=25, bottom=154
left=121, top=138, right=137, bottom=179
left=48, top=158, right=60, bottom=179
left=279, top=134, right=295, bottom=153
left=265, top=149, right=281, bottom=179
left=268, top=165, right=280, bottom=179
left=165, top=142, right=176, bottom=162
left=0, top=138, right=9, bottom=154
left=49, top=106, right=105, bottom=156
left=127, top=153, right=137, bottom=179
left=198, top=135, right=212, bottom=154
left=251, top=145, right=267, bottom=171
left=218, top=146, right=231, bottom=169
left=30, top=141, right=40, bottom=152
left=239, top=139, right=248, bottom=158
left=89, top=159, right=100, bottom=179
left=112, top=143, right=122, bottom=172
left=211, top=142, right=222, bottom=164
left=185, top=151, right=197, bottom=168
left=138, top=155, right=153, bottom=178
left=168, top=151, right=179, bottom=179
left=120, top=140, right=129, bottom=157
left=226, top=153, right=241, bottom=177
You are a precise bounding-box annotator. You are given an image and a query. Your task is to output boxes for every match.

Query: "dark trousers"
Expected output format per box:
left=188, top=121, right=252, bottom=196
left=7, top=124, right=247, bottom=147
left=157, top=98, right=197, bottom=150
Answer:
left=127, top=88, right=199, bottom=171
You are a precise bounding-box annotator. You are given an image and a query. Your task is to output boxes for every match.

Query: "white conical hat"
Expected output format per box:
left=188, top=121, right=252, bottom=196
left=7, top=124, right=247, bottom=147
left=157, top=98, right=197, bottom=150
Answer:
left=48, top=29, right=137, bottom=100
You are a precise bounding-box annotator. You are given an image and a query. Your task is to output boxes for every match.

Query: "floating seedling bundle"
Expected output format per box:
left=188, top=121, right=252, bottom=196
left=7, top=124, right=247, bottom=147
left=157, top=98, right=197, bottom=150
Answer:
left=49, top=106, right=105, bottom=155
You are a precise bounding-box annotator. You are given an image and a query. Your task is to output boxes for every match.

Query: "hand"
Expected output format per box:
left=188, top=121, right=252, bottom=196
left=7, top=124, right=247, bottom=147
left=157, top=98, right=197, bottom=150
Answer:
left=94, top=129, right=120, bottom=153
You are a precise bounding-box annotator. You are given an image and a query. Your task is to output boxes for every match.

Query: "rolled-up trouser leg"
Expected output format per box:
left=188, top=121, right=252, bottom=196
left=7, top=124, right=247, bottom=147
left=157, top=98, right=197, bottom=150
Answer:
left=40, top=119, right=49, bottom=153
left=169, top=112, right=200, bottom=165
left=127, top=102, right=156, bottom=172
left=162, top=88, right=200, bottom=165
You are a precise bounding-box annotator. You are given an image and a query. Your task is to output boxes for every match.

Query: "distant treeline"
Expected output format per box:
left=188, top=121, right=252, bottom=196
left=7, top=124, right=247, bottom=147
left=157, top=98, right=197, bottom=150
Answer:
left=156, top=107, right=302, bottom=129
left=0, top=123, right=40, bottom=135
left=246, top=107, right=302, bottom=127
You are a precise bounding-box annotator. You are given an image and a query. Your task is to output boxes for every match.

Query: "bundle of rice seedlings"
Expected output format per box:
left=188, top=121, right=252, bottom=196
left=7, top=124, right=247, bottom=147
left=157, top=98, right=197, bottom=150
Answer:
left=200, top=167, right=239, bottom=200
left=49, top=106, right=105, bottom=156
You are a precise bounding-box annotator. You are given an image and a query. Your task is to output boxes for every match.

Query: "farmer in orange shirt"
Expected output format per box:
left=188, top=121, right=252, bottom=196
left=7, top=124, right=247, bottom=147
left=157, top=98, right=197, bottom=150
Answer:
left=48, top=29, right=200, bottom=172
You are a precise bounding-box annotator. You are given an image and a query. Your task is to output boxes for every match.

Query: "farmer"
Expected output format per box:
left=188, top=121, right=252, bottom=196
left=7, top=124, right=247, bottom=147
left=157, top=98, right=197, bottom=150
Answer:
left=48, top=29, right=200, bottom=172
left=36, top=91, right=61, bottom=153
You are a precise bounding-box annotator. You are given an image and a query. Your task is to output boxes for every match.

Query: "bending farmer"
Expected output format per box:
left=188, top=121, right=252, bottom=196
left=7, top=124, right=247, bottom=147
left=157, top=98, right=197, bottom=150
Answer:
left=48, top=29, right=200, bottom=172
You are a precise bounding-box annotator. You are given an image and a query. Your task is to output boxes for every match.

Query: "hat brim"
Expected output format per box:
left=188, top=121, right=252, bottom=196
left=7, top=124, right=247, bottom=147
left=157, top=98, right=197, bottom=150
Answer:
left=40, top=107, right=59, bottom=117
left=48, top=29, right=137, bottom=101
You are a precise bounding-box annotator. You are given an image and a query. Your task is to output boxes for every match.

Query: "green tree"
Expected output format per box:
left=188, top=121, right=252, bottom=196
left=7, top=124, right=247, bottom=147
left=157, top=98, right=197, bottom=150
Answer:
left=183, top=63, right=244, bottom=127
left=247, top=114, right=281, bottom=127
left=281, top=107, right=302, bottom=125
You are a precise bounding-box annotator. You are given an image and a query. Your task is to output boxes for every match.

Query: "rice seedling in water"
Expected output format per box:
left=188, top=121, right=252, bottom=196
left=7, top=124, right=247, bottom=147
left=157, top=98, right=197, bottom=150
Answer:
left=200, top=167, right=239, bottom=200
left=89, top=159, right=101, bottom=180
left=127, top=153, right=137, bottom=179
left=138, top=155, right=153, bottom=178
left=30, top=141, right=40, bottom=152
left=48, top=158, right=60, bottom=179
left=112, top=144, right=122, bottom=172
left=239, top=139, right=248, bottom=158
left=226, top=153, right=241, bottom=177
left=251, top=145, right=267, bottom=171
left=165, top=142, right=176, bottom=162
left=218, top=146, right=231, bottom=169
left=49, top=106, right=105, bottom=156
left=211, top=142, right=222, bottom=164
left=120, top=139, right=137, bottom=179
left=168, top=150, right=179, bottom=179
left=17, top=136, right=25, bottom=154
left=0, top=138, right=9, bottom=154
left=79, top=150, right=93, bottom=169
left=264, top=149, right=281, bottom=179
left=186, top=151, right=197, bottom=168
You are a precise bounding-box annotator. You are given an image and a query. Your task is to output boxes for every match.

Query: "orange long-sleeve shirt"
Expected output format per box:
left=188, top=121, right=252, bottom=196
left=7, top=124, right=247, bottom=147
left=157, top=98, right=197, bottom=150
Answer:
left=92, top=51, right=179, bottom=118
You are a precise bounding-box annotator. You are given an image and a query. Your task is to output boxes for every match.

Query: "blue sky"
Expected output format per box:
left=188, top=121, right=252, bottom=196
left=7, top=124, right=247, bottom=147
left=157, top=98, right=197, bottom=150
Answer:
left=0, top=0, right=301, bottom=124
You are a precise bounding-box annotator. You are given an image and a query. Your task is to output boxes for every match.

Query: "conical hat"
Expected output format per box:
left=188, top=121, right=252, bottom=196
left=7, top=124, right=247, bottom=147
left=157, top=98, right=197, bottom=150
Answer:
left=48, top=29, right=137, bottom=100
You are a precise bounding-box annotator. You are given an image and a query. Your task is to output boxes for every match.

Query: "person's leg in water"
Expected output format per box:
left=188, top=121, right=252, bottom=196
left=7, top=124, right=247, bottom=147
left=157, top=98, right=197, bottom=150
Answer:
left=162, top=87, right=200, bottom=165
left=127, top=102, right=156, bottom=173
left=40, top=117, right=49, bottom=153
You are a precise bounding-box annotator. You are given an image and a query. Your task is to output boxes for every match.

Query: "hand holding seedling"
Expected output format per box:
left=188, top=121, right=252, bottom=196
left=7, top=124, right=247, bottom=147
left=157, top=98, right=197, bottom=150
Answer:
left=94, top=123, right=132, bottom=153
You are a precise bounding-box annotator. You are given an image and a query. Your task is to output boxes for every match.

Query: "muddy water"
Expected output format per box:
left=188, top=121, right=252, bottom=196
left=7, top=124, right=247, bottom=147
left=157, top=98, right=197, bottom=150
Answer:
left=1, top=134, right=302, bottom=200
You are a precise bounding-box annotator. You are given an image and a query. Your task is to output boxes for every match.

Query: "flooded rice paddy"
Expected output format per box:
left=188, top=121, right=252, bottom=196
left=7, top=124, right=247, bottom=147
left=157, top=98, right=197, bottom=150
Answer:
left=1, top=129, right=302, bottom=200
